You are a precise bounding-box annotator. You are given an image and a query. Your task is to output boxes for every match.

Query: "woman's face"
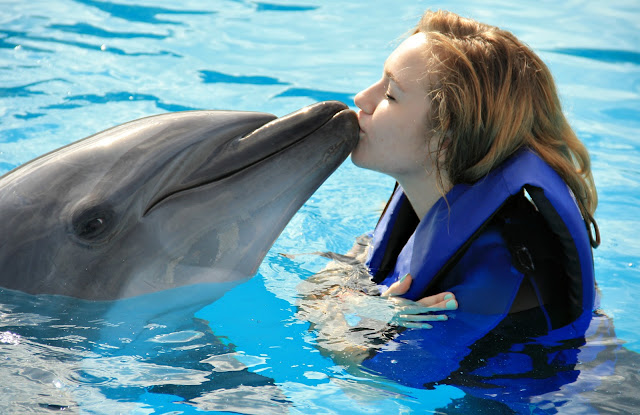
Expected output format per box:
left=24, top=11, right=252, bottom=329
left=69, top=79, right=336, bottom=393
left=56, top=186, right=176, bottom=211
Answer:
left=352, top=33, right=434, bottom=181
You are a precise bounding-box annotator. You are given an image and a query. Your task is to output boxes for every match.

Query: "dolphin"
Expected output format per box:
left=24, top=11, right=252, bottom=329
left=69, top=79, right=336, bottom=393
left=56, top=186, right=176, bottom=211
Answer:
left=0, top=100, right=358, bottom=300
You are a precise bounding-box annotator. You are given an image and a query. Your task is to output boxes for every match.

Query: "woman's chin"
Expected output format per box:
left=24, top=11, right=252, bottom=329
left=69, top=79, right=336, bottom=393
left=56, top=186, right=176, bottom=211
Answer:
left=350, top=143, right=388, bottom=173
left=349, top=147, right=366, bottom=168
left=350, top=151, right=378, bottom=172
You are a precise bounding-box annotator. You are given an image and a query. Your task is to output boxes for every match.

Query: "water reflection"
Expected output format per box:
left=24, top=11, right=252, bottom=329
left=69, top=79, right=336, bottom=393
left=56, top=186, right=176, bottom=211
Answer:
left=190, top=384, right=289, bottom=415
left=0, top=287, right=287, bottom=414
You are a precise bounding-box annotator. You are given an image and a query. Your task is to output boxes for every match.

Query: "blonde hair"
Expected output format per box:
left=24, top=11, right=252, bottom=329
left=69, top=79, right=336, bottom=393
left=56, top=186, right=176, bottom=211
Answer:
left=415, top=10, right=599, bottom=246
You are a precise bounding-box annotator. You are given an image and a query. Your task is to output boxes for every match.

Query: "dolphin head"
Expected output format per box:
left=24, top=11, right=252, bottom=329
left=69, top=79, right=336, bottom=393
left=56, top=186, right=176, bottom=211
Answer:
left=0, top=101, right=358, bottom=300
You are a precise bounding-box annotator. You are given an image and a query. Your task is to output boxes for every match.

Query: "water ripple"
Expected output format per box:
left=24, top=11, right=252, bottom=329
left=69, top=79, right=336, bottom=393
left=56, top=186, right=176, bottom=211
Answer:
left=274, top=87, right=354, bottom=103
left=0, top=32, right=48, bottom=52
left=255, top=2, right=319, bottom=12
left=13, top=112, right=46, bottom=120
left=73, top=0, right=216, bottom=25
left=546, top=48, right=640, bottom=65
left=48, top=23, right=169, bottom=39
left=200, top=69, right=289, bottom=85
left=0, top=82, right=46, bottom=98
left=602, top=107, right=640, bottom=125
left=2, top=29, right=178, bottom=56
left=44, top=91, right=198, bottom=112
left=1, top=78, right=68, bottom=99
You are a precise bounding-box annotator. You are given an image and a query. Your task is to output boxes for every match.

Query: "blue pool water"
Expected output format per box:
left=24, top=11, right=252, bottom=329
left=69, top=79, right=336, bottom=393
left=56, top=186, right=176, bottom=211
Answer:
left=1, top=0, right=639, bottom=413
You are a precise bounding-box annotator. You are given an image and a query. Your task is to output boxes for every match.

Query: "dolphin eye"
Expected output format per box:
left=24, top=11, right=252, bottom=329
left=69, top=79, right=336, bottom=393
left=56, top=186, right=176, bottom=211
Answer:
left=72, top=206, right=115, bottom=242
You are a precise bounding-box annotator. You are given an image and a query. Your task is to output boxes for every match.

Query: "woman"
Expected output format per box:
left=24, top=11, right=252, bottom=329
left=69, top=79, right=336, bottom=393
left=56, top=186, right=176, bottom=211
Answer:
left=346, top=9, right=599, bottom=388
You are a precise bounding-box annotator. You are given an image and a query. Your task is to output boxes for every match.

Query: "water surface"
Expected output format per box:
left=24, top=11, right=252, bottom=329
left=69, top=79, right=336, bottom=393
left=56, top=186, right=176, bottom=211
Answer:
left=1, top=0, right=639, bottom=413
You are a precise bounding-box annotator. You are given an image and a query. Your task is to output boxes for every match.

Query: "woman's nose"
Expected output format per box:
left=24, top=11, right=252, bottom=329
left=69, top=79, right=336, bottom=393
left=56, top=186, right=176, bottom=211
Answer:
left=354, top=83, right=377, bottom=115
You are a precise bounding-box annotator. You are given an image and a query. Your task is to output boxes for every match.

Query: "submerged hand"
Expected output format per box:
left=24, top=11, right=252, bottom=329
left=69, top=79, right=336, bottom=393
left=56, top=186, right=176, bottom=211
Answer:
left=381, top=273, right=458, bottom=329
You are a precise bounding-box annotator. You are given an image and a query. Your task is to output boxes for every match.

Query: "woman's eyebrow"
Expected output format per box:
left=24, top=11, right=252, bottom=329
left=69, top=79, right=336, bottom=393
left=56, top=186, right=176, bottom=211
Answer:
left=384, top=67, right=406, bottom=92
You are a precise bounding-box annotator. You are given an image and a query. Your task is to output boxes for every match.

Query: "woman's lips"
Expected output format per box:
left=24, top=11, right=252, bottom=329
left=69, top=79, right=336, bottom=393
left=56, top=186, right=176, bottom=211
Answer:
left=356, top=111, right=367, bottom=137
left=356, top=113, right=367, bottom=134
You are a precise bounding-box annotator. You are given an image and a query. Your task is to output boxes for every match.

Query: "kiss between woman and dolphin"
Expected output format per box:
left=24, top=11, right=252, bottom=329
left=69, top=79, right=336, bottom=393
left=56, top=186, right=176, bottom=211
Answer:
left=0, top=101, right=358, bottom=301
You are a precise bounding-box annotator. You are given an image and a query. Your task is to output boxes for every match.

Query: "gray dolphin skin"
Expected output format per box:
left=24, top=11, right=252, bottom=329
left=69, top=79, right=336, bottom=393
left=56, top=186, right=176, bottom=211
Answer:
left=0, top=100, right=358, bottom=300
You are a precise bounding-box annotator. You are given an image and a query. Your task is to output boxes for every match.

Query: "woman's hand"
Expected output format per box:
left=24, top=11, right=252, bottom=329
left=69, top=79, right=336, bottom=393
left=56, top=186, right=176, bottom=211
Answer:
left=381, top=273, right=458, bottom=329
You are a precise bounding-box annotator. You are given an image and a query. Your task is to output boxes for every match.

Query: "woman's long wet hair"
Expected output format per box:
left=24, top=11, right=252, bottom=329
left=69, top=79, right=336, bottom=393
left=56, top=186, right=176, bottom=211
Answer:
left=414, top=10, right=599, bottom=246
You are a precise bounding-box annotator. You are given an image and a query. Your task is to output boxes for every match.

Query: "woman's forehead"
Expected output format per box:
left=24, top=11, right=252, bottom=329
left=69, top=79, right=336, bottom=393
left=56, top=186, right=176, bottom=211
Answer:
left=384, top=33, right=431, bottom=90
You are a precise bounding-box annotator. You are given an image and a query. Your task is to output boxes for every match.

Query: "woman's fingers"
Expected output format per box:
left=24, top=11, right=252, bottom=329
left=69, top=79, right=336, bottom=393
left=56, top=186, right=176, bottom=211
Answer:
left=380, top=275, right=458, bottom=329
left=382, top=276, right=458, bottom=311
left=381, top=273, right=413, bottom=297
left=392, top=304, right=451, bottom=328
left=397, top=322, right=433, bottom=329
left=391, top=292, right=458, bottom=329
left=396, top=314, right=448, bottom=322
left=416, top=292, right=458, bottom=311
left=391, top=314, right=440, bottom=329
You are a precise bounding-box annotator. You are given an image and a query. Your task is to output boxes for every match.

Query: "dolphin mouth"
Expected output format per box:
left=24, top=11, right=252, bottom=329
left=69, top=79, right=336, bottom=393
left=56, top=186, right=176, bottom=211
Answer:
left=143, top=101, right=357, bottom=217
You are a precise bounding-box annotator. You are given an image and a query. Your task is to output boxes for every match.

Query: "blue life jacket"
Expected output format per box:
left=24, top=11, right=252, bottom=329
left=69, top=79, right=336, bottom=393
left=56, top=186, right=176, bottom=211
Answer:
left=361, top=148, right=598, bottom=391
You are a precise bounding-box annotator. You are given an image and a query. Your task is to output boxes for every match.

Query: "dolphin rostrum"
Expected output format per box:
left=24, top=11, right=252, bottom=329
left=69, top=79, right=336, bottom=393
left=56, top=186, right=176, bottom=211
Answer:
left=0, top=101, right=358, bottom=300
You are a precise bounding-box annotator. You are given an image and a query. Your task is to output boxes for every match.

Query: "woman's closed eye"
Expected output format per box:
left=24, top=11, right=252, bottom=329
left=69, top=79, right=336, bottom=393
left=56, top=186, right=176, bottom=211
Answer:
left=385, top=91, right=396, bottom=101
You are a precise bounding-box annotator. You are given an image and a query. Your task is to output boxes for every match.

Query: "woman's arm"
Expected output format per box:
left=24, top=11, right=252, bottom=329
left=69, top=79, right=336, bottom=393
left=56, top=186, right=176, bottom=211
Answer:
left=294, top=237, right=458, bottom=368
